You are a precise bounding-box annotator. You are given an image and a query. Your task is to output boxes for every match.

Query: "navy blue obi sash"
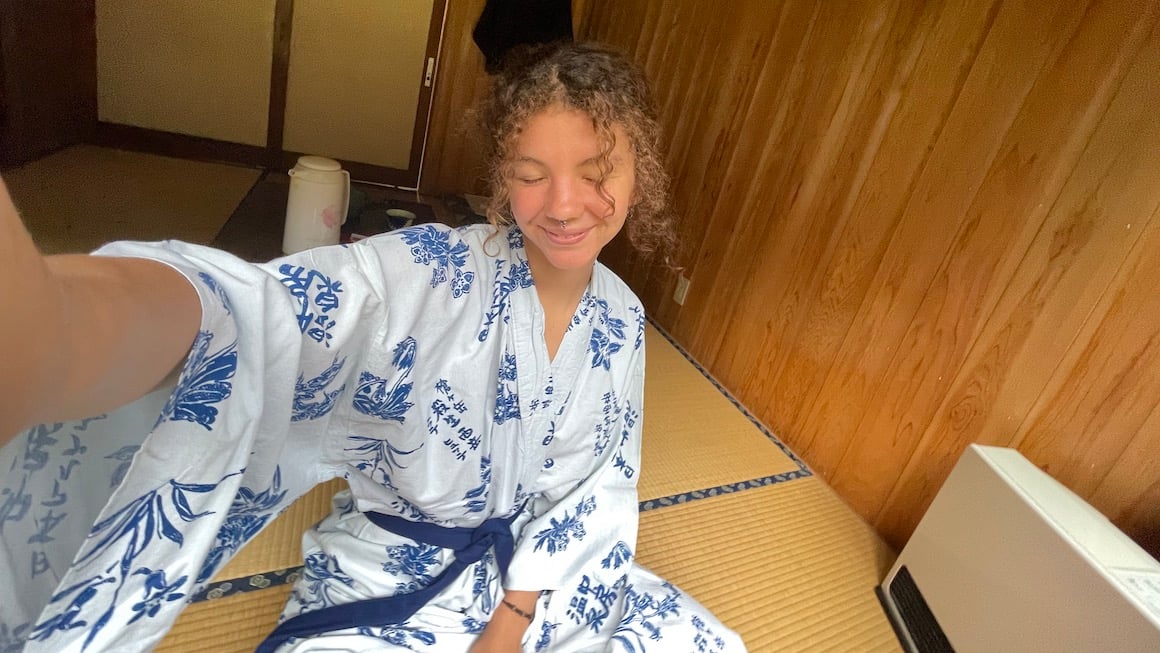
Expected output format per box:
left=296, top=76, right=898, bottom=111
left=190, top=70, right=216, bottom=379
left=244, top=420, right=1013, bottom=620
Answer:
left=255, top=509, right=523, bottom=653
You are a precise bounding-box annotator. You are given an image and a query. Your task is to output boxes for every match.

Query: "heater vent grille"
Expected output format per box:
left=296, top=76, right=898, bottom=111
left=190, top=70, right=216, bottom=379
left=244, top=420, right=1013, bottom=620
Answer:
left=889, top=565, right=955, bottom=652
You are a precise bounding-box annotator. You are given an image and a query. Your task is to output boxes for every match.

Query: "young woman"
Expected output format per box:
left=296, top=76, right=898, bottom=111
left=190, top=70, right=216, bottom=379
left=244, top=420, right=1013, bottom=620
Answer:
left=0, top=42, right=745, bottom=652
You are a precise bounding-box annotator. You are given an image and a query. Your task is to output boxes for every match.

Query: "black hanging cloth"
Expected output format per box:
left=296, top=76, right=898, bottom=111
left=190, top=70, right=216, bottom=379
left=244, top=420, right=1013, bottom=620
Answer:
left=472, top=0, right=574, bottom=74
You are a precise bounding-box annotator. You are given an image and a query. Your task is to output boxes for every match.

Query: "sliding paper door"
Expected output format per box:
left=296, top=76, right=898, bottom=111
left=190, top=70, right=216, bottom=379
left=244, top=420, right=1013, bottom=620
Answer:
left=282, top=0, right=438, bottom=182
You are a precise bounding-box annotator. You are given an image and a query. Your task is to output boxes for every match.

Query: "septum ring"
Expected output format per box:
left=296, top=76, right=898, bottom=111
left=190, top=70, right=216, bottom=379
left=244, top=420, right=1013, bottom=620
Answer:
left=556, top=218, right=569, bottom=229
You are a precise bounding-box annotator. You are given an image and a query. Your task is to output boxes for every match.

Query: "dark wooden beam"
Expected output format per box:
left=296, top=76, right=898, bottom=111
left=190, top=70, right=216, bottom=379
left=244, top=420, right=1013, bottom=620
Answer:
left=266, top=0, right=294, bottom=154
left=93, top=122, right=271, bottom=168
left=0, top=0, right=98, bottom=168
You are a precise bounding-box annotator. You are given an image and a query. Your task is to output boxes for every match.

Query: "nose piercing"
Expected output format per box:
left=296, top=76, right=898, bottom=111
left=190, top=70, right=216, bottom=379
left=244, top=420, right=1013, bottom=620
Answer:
left=557, top=219, right=569, bottom=229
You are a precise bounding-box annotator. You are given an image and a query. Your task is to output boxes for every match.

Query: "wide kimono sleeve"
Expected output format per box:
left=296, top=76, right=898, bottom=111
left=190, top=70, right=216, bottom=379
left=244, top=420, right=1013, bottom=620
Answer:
left=504, top=322, right=646, bottom=593
left=2, top=237, right=397, bottom=653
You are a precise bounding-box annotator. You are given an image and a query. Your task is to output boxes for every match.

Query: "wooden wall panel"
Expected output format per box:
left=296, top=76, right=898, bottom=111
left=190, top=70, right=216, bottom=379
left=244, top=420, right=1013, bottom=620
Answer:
left=1017, top=216, right=1160, bottom=495
left=878, top=28, right=1160, bottom=541
left=739, top=0, right=1091, bottom=485
left=826, top=0, right=1149, bottom=519
left=1092, top=394, right=1160, bottom=555
left=420, top=0, right=489, bottom=195
left=570, top=0, right=1160, bottom=553
left=706, top=0, right=934, bottom=407
left=755, top=0, right=1002, bottom=452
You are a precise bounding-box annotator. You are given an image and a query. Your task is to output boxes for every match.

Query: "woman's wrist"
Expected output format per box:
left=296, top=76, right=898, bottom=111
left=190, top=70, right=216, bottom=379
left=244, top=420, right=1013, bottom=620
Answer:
left=499, top=589, right=539, bottom=615
left=492, top=588, right=539, bottom=632
left=500, top=598, right=534, bottom=622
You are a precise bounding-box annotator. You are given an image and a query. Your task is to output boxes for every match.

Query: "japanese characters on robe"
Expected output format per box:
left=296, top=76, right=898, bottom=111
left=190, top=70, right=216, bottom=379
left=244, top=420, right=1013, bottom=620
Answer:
left=0, top=224, right=746, bottom=652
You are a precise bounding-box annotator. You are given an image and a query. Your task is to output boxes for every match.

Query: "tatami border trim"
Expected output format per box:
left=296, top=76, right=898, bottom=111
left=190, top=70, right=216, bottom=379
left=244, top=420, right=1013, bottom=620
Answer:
left=191, top=566, right=300, bottom=603
left=638, top=469, right=813, bottom=512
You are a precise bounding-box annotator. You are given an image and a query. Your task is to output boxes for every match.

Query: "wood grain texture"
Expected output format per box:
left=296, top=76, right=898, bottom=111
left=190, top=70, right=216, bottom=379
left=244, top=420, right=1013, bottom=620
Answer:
left=792, top=0, right=1092, bottom=481
left=825, top=0, right=1151, bottom=521
left=1016, top=209, right=1160, bottom=496
left=419, top=0, right=490, bottom=195
left=877, top=24, right=1160, bottom=540
left=561, top=0, right=1160, bottom=553
left=1091, top=387, right=1160, bottom=556
left=739, top=0, right=1001, bottom=452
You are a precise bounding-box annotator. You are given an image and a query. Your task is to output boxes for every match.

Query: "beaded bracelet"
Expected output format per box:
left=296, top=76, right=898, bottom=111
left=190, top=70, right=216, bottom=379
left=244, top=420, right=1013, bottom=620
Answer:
left=500, top=598, right=534, bottom=622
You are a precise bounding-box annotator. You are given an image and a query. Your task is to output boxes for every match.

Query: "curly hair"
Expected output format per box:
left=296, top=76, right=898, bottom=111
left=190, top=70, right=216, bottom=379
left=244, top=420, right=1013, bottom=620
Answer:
left=478, top=41, right=676, bottom=260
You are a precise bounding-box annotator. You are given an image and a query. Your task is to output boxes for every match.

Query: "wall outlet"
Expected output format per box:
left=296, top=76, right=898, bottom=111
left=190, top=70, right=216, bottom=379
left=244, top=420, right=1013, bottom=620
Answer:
left=673, top=274, right=691, bottom=305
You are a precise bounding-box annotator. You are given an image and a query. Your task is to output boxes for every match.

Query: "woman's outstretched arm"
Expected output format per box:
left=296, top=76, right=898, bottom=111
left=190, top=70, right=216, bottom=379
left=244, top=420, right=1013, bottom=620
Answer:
left=0, top=177, right=201, bottom=445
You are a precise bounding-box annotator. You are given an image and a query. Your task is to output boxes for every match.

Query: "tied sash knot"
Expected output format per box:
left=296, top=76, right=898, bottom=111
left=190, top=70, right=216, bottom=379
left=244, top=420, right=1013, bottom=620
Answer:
left=255, top=508, right=522, bottom=652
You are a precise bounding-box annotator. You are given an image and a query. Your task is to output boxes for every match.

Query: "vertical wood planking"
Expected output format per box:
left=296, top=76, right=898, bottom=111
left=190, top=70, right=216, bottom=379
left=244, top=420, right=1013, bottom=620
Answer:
left=1091, top=387, right=1160, bottom=556
left=1017, top=212, right=1160, bottom=497
left=626, top=1, right=662, bottom=68
left=660, top=3, right=821, bottom=335
left=707, top=1, right=908, bottom=398
left=714, top=0, right=932, bottom=432
left=425, top=0, right=1160, bottom=552
left=677, top=4, right=866, bottom=363
left=826, top=0, right=1154, bottom=521
left=793, top=0, right=1093, bottom=479
left=638, top=0, right=786, bottom=309
left=734, top=0, right=996, bottom=441
left=571, top=0, right=591, bottom=35
left=876, top=24, right=1160, bottom=543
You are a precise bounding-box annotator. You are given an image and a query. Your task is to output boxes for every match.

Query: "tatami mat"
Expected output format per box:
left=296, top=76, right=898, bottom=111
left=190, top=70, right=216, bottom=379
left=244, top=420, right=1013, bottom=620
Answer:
left=639, top=326, right=803, bottom=502
left=154, top=584, right=293, bottom=653
left=172, top=478, right=900, bottom=652
left=3, top=145, right=260, bottom=254
left=636, top=480, right=899, bottom=652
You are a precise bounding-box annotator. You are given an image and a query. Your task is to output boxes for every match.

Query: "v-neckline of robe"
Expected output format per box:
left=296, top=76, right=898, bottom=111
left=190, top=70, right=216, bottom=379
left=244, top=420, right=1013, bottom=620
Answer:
left=527, top=281, right=591, bottom=372
left=506, top=229, right=593, bottom=375
left=505, top=249, right=597, bottom=490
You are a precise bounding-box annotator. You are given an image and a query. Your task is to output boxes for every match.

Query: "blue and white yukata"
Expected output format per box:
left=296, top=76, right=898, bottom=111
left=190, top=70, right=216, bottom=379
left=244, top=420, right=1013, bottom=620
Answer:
left=0, top=224, right=746, bottom=652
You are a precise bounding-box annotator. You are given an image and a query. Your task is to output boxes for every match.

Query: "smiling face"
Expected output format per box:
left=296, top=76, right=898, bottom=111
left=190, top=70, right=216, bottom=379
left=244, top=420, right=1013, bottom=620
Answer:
left=507, top=104, right=636, bottom=285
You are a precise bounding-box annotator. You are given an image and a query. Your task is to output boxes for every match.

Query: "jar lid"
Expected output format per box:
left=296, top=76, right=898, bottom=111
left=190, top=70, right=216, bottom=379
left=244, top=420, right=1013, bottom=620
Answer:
left=296, top=155, right=342, bottom=172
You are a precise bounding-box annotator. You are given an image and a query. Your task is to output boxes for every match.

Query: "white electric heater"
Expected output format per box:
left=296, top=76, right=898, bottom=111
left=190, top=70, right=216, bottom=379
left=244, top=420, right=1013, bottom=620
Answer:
left=877, top=444, right=1160, bottom=652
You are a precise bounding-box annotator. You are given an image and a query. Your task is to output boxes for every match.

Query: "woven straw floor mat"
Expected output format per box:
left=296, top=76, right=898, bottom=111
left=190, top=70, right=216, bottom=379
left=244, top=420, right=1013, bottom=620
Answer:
left=5, top=145, right=259, bottom=254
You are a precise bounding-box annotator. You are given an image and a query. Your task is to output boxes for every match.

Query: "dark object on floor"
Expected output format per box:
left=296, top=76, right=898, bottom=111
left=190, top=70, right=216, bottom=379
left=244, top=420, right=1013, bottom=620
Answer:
left=472, top=0, right=573, bottom=74
left=355, top=206, right=412, bottom=234
left=350, top=198, right=433, bottom=230
left=348, top=200, right=432, bottom=240
left=443, top=194, right=489, bottom=226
